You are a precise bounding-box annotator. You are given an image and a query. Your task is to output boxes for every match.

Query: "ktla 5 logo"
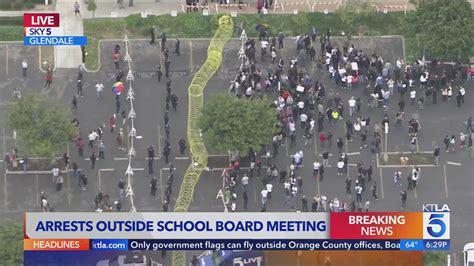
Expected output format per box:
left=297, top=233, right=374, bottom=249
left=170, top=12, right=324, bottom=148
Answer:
left=423, top=213, right=450, bottom=239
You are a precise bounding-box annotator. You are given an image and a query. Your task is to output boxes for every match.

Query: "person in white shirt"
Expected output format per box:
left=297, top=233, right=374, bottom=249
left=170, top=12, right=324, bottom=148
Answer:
left=387, top=78, right=395, bottom=95
left=241, top=174, right=249, bottom=191
left=261, top=189, right=268, bottom=206
left=95, top=83, right=104, bottom=100
left=347, top=74, right=353, bottom=89
left=348, top=96, right=356, bottom=117
left=313, top=160, right=321, bottom=177
left=337, top=160, right=344, bottom=175
left=333, top=197, right=340, bottom=212
left=293, top=151, right=303, bottom=168
left=266, top=183, right=273, bottom=200
left=260, top=39, right=269, bottom=58
left=300, top=113, right=308, bottom=129
left=22, top=59, right=28, bottom=78
left=297, top=101, right=305, bottom=110
left=410, top=90, right=416, bottom=104
left=52, top=167, right=59, bottom=178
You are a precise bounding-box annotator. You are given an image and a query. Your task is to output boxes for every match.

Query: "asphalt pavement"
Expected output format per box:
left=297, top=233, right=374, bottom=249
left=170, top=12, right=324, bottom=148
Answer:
left=0, top=35, right=472, bottom=265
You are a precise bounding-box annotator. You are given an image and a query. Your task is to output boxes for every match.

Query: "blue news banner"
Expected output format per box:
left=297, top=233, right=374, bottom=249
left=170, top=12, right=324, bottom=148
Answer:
left=89, top=239, right=450, bottom=251
left=24, top=36, right=87, bottom=46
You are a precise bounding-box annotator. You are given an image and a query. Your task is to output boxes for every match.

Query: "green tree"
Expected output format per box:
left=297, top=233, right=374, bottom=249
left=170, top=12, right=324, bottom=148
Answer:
left=6, top=92, right=76, bottom=159
left=424, top=251, right=448, bottom=266
left=87, top=0, right=97, bottom=18
left=200, top=95, right=277, bottom=153
left=0, top=221, right=23, bottom=265
left=407, top=0, right=474, bottom=61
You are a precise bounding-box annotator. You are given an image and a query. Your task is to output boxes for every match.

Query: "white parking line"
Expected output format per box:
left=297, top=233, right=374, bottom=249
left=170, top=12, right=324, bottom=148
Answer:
left=446, top=161, right=462, bottom=166
left=346, top=152, right=360, bottom=155
left=174, top=157, right=190, bottom=160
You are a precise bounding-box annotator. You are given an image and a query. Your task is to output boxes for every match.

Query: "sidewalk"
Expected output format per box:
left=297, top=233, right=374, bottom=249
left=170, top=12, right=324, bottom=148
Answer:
left=55, top=0, right=83, bottom=68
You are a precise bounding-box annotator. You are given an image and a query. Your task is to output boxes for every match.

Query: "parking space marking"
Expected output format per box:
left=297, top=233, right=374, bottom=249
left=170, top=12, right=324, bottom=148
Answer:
left=443, top=164, right=449, bottom=198
left=446, top=161, right=462, bottom=166
left=189, top=40, right=193, bottom=73
left=414, top=187, right=417, bottom=199
left=98, top=168, right=115, bottom=191
left=175, top=157, right=189, bottom=160
left=5, top=44, right=8, bottom=77
left=379, top=167, right=384, bottom=199
left=35, top=175, right=39, bottom=205
left=3, top=172, right=6, bottom=207
left=157, top=124, right=162, bottom=159
left=114, top=157, right=128, bottom=160
left=159, top=168, right=163, bottom=203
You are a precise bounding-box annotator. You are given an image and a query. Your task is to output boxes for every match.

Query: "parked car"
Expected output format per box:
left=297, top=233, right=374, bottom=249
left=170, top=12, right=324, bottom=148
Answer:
left=464, top=242, right=474, bottom=266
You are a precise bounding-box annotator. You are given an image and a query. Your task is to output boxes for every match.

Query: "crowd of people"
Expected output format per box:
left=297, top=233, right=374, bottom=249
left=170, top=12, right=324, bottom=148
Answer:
left=222, top=24, right=472, bottom=213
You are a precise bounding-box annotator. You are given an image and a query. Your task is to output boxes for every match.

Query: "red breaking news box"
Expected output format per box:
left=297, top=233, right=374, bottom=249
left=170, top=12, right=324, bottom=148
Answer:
left=23, top=13, right=60, bottom=27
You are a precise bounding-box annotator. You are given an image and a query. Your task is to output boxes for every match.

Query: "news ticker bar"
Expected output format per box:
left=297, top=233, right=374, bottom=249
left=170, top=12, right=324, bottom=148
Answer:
left=24, top=239, right=450, bottom=251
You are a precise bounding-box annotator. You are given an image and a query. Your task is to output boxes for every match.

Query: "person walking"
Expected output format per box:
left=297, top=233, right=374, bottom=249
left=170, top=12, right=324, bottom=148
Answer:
left=90, top=152, right=96, bottom=169
left=74, top=1, right=81, bottom=17
left=322, top=151, right=329, bottom=167
left=96, top=82, right=104, bottom=100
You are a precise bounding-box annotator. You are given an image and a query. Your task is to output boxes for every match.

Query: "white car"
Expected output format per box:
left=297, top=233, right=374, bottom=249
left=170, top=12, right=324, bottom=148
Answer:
left=464, top=242, right=474, bottom=266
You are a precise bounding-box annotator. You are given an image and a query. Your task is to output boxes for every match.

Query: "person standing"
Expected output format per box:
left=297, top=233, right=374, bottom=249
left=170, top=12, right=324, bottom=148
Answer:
left=345, top=177, right=352, bottom=194
left=322, top=151, right=329, bottom=167
left=98, top=141, right=106, bottom=160
left=63, top=153, right=70, bottom=168
left=149, top=176, right=157, bottom=196
left=150, top=26, right=155, bottom=45
left=243, top=190, right=248, bottom=210
left=22, top=59, right=28, bottom=78
left=118, top=179, right=126, bottom=197
left=434, top=146, right=440, bottom=165
left=175, top=39, right=180, bottom=56
left=443, top=135, right=450, bottom=152
left=371, top=181, right=378, bottom=200
left=165, top=58, right=170, bottom=79
left=301, top=195, right=308, bottom=212
left=90, top=152, right=96, bottom=169
left=163, top=144, right=171, bottom=164
left=400, top=190, right=407, bottom=209
left=161, top=33, right=167, bottom=51
left=261, top=188, right=268, bottom=208
left=156, top=64, right=162, bottom=82
left=77, top=79, right=83, bottom=97
left=178, top=139, right=186, bottom=155
left=148, top=145, right=155, bottom=174
left=355, top=182, right=363, bottom=202
left=44, top=67, right=53, bottom=88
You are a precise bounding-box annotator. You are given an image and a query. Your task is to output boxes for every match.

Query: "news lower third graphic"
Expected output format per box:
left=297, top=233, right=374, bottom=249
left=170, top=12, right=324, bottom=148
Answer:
left=23, top=13, right=87, bottom=46
left=23, top=210, right=450, bottom=252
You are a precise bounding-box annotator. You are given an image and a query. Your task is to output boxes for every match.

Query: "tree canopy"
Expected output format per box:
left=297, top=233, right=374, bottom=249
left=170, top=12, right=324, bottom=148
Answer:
left=0, top=221, right=23, bottom=265
left=6, top=92, right=76, bottom=158
left=408, top=0, right=474, bottom=61
left=200, top=95, right=277, bottom=153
